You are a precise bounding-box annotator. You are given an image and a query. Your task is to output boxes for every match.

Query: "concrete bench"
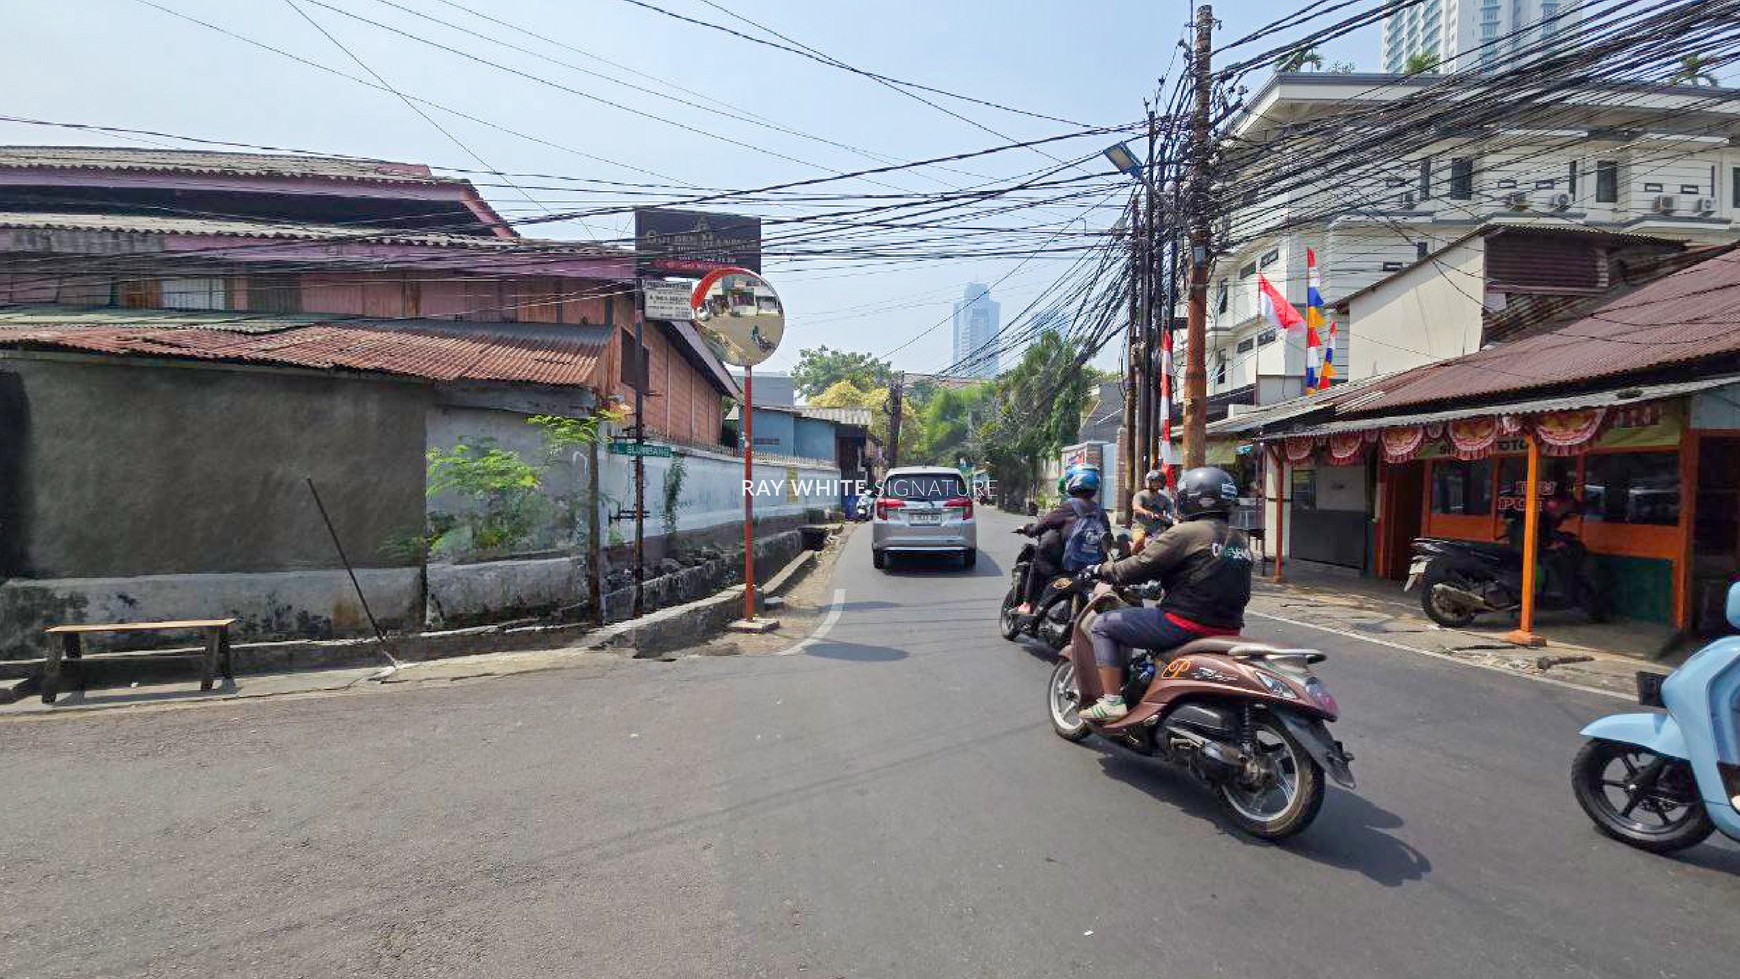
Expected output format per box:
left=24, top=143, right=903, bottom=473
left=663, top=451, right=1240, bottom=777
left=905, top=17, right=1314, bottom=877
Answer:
left=41, top=619, right=236, bottom=704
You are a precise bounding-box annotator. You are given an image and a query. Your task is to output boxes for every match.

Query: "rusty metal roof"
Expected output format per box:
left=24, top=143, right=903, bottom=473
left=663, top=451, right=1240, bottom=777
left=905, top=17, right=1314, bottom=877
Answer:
left=0, top=211, right=629, bottom=257
left=0, top=147, right=453, bottom=185
left=1338, top=249, right=1740, bottom=418
left=0, top=306, right=606, bottom=388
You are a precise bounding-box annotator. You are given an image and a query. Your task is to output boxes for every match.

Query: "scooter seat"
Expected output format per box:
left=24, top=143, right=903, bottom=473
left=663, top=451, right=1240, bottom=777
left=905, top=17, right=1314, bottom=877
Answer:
left=1168, top=636, right=1327, bottom=664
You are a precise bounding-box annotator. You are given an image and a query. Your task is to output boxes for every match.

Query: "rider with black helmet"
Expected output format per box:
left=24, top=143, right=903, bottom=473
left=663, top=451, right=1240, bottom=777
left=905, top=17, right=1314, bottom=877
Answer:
left=1077, top=466, right=1255, bottom=722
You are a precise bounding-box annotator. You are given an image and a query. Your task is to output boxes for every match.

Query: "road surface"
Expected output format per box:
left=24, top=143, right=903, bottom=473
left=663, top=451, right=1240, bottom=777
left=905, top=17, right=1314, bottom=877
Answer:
left=3, top=509, right=1736, bottom=978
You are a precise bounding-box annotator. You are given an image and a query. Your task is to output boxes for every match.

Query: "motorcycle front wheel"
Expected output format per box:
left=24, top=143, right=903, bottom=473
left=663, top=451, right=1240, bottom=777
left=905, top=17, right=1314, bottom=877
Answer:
left=1047, top=659, right=1092, bottom=742
left=1572, top=739, right=1714, bottom=853
left=1215, top=716, right=1326, bottom=841
left=998, top=583, right=1023, bottom=641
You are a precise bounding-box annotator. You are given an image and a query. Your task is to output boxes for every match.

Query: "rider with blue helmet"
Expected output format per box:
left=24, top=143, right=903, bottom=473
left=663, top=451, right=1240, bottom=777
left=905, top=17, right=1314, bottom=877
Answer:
left=1016, top=463, right=1109, bottom=616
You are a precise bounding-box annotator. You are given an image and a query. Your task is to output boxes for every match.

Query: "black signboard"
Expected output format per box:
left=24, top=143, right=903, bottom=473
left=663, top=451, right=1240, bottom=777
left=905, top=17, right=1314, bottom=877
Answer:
left=635, top=208, right=761, bottom=275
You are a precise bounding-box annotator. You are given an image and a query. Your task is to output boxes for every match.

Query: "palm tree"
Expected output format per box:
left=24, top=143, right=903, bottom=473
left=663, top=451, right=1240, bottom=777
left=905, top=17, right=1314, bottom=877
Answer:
left=1403, top=52, right=1440, bottom=75
left=1669, top=54, right=1719, bottom=87
left=1277, top=47, right=1325, bottom=73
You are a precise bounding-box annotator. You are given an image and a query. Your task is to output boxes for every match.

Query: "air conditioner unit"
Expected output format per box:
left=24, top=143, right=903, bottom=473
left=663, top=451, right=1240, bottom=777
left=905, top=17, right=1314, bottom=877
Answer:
left=1504, top=191, right=1530, bottom=210
left=1550, top=192, right=1573, bottom=211
left=1653, top=194, right=1678, bottom=214
left=1696, top=196, right=1718, bottom=215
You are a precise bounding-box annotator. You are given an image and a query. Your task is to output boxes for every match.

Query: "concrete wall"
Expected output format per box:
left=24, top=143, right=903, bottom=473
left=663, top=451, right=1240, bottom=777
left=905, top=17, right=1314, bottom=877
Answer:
left=794, top=418, right=836, bottom=463
left=0, top=354, right=427, bottom=578
left=748, top=409, right=797, bottom=456
left=1347, top=236, right=1486, bottom=380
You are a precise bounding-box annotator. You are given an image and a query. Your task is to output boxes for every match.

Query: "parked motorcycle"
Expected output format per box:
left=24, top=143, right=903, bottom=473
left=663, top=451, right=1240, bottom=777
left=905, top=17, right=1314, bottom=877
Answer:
left=1405, top=531, right=1605, bottom=628
left=1045, top=575, right=1355, bottom=839
left=1571, top=580, right=1740, bottom=854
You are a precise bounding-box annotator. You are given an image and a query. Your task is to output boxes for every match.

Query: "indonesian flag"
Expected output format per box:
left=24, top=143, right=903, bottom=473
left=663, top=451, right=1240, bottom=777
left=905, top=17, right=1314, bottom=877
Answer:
left=1320, top=318, right=1338, bottom=390
left=1257, top=272, right=1306, bottom=335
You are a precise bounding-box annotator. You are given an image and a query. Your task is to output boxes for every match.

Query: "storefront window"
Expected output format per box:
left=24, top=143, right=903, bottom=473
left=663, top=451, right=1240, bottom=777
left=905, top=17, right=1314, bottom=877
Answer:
left=1583, top=452, right=1679, bottom=526
left=1291, top=468, right=1316, bottom=510
left=1496, top=455, right=1578, bottom=515
left=1430, top=459, right=1492, bottom=515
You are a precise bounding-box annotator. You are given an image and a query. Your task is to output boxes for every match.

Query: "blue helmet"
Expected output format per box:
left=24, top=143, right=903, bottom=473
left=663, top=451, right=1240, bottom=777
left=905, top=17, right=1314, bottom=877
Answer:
left=1064, top=467, right=1101, bottom=498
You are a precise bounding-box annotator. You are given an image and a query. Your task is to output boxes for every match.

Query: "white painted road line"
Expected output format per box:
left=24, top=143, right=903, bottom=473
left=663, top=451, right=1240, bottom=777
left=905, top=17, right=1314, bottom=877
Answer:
left=775, top=588, right=848, bottom=656
left=1246, top=608, right=1631, bottom=701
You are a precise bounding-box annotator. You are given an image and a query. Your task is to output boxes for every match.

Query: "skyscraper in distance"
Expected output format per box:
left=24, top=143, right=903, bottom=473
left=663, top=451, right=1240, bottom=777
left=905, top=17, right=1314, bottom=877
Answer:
left=1381, top=0, right=1584, bottom=74
left=952, top=283, right=1000, bottom=379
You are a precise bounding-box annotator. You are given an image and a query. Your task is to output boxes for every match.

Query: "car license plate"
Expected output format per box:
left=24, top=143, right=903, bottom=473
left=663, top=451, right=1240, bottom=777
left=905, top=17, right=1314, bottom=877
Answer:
left=908, top=512, right=941, bottom=525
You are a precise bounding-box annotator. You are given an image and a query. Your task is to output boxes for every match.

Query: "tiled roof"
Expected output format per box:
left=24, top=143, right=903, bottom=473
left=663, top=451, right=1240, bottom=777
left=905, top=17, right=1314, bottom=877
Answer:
left=1338, top=249, right=1740, bottom=418
left=0, top=306, right=606, bottom=388
left=0, top=147, right=453, bottom=185
left=0, top=211, right=629, bottom=258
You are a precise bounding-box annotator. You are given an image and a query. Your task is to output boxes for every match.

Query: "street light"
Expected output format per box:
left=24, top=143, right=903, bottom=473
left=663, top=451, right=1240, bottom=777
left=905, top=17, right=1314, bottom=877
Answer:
left=1103, top=141, right=1143, bottom=181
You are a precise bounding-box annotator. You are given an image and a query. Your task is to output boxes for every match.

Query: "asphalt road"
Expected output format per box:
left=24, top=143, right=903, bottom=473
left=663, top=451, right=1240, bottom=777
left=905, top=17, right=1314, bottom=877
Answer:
left=4, top=509, right=1737, bottom=979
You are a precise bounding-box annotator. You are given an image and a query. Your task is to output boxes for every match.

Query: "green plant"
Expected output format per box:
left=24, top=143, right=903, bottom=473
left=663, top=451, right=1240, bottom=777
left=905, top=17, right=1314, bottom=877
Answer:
left=661, top=455, right=688, bottom=538
left=1403, top=53, right=1440, bottom=75
left=426, top=438, right=546, bottom=556
left=1277, top=47, right=1324, bottom=73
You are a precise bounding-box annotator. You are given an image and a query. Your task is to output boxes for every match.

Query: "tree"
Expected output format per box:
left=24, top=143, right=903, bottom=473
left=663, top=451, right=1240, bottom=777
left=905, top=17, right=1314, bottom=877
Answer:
left=1402, top=53, right=1440, bottom=76
left=1669, top=54, right=1719, bottom=87
left=1277, top=47, right=1324, bottom=73
left=1327, top=60, right=1357, bottom=74
left=912, top=382, right=991, bottom=467
left=808, top=379, right=913, bottom=449
left=969, top=330, right=1092, bottom=505
left=791, top=345, right=897, bottom=398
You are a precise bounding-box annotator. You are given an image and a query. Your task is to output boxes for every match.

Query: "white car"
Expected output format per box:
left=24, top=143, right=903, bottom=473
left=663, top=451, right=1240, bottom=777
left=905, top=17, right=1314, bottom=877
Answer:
left=870, top=466, right=978, bottom=570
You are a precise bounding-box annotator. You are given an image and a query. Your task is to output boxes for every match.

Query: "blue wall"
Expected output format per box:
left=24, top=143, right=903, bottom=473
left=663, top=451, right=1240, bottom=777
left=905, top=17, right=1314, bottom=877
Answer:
left=748, top=409, right=795, bottom=455
left=795, top=418, right=836, bottom=462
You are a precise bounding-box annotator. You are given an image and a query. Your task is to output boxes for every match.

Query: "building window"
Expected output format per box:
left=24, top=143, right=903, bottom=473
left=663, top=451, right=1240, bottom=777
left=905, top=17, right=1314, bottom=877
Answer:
left=1732, top=167, right=1740, bottom=209
left=1258, top=328, right=1278, bottom=346
left=1449, top=158, right=1474, bottom=200
left=1216, top=278, right=1229, bottom=314
left=1596, top=160, right=1618, bottom=203
left=1236, top=337, right=1255, bottom=354
left=1215, top=352, right=1227, bottom=386
left=1418, top=157, right=1433, bottom=199
left=1416, top=241, right=1430, bottom=260
left=1260, top=249, right=1280, bottom=268
left=1238, top=261, right=1257, bottom=279
left=1291, top=468, right=1317, bottom=510
left=1582, top=452, right=1680, bottom=526
left=159, top=277, right=227, bottom=311
left=1568, top=160, right=1578, bottom=197
left=1431, top=459, right=1494, bottom=515
left=620, top=329, right=647, bottom=390
left=247, top=274, right=301, bottom=313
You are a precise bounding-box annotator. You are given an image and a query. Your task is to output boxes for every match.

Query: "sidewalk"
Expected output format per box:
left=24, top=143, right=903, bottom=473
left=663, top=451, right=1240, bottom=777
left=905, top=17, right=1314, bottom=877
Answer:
left=1251, top=562, right=1684, bottom=698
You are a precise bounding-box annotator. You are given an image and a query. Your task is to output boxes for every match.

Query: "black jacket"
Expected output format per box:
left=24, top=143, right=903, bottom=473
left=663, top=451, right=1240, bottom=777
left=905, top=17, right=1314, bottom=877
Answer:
left=1098, top=517, right=1253, bottom=629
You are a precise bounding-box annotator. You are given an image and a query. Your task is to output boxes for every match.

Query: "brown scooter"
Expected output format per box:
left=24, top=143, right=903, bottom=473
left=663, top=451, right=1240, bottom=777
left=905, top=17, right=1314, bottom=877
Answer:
left=1044, top=576, right=1355, bottom=840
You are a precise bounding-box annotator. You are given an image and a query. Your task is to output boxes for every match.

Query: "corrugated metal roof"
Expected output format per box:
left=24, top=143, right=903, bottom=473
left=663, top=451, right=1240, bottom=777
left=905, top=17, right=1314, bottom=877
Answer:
left=1339, top=249, right=1740, bottom=417
left=1264, top=374, right=1740, bottom=439
left=0, top=211, right=628, bottom=257
left=0, top=306, right=606, bottom=388
left=798, top=406, right=875, bottom=427
left=0, top=147, right=452, bottom=185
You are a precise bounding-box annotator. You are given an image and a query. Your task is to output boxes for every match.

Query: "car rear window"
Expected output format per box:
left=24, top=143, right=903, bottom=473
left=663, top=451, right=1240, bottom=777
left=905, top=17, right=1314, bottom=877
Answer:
left=884, top=473, right=967, bottom=501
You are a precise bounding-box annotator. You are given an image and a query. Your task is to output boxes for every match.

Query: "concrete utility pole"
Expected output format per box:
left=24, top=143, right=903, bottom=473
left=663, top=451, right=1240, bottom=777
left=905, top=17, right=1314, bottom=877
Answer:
left=1141, top=107, right=1159, bottom=479
left=632, top=310, right=647, bottom=617
left=1182, top=3, right=1214, bottom=469
left=1119, top=192, right=1139, bottom=524
left=887, top=371, right=905, bottom=468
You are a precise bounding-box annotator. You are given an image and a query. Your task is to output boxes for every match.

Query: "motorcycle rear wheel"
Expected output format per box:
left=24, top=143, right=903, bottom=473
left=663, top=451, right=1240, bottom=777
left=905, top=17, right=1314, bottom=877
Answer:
left=998, top=584, right=1023, bottom=641
left=1215, top=716, right=1325, bottom=840
left=1047, top=659, right=1092, bottom=742
left=1572, top=739, right=1714, bottom=853
left=1421, top=573, right=1479, bottom=628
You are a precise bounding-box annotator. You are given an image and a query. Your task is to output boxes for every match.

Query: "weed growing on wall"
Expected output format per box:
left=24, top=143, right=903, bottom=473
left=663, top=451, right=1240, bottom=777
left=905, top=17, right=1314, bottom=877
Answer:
left=662, top=455, right=688, bottom=538
left=425, top=438, right=548, bottom=557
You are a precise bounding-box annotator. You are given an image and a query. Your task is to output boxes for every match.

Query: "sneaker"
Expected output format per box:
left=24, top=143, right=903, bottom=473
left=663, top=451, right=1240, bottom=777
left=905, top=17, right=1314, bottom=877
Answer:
left=1079, top=695, right=1128, bottom=722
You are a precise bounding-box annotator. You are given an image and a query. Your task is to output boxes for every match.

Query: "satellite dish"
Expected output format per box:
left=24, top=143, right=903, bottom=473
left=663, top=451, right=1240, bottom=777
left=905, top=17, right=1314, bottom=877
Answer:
left=689, top=267, right=784, bottom=368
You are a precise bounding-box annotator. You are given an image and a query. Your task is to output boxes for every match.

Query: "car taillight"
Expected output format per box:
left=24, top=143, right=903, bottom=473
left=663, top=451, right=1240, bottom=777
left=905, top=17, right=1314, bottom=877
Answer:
left=944, top=496, right=974, bottom=519
left=876, top=498, right=905, bottom=520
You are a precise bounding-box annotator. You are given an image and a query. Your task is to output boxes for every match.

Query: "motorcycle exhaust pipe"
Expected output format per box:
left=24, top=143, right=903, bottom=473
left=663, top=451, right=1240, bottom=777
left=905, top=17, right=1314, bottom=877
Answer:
left=1432, top=582, right=1495, bottom=613
left=1165, top=727, right=1248, bottom=777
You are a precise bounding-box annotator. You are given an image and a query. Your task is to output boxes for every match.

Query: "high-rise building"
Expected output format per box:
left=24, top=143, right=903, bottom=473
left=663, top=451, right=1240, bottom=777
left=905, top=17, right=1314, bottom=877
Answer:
left=952, top=283, right=1000, bottom=378
left=1380, top=0, right=1584, bottom=74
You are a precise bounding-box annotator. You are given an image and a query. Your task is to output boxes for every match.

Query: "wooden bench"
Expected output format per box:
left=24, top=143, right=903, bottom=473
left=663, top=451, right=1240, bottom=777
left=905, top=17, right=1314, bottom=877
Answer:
left=41, top=619, right=236, bottom=704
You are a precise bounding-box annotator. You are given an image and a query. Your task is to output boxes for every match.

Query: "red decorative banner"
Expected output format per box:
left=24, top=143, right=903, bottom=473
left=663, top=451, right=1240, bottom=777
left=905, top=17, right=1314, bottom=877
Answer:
left=1531, top=407, right=1607, bottom=456
left=1380, top=425, right=1428, bottom=463
left=1325, top=431, right=1366, bottom=466
left=1283, top=436, right=1317, bottom=465
left=1447, top=416, right=1500, bottom=460
left=1610, top=402, right=1662, bottom=429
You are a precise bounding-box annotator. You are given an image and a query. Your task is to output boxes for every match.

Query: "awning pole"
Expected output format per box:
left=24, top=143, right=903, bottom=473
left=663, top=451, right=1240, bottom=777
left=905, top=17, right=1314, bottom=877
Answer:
left=1507, top=433, right=1546, bottom=647
left=1272, top=445, right=1287, bottom=584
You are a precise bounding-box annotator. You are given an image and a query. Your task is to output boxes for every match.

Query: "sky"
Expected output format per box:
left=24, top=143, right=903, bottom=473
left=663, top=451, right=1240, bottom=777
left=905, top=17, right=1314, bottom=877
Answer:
left=0, top=0, right=1378, bottom=376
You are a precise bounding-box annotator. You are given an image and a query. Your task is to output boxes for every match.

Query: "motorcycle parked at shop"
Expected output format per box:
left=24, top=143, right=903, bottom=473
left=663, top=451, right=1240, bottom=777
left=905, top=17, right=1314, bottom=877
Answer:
left=1044, top=575, right=1355, bottom=840
left=1571, top=580, right=1740, bottom=854
left=1405, top=530, right=1605, bottom=628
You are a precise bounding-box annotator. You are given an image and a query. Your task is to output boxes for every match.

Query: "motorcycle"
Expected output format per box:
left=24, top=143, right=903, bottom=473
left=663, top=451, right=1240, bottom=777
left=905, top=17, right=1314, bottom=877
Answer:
left=999, top=529, right=1150, bottom=652
left=1045, top=574, right=1355, bottom=840
left=1571, top=580, right=1740, bottom=854
left=1405, top=530, right=1604, bottom=628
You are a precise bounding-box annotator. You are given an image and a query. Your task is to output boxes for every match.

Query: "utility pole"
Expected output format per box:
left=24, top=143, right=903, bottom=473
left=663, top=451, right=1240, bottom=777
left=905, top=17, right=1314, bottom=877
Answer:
left=1141, top=107, right=1159, bottom=479
left=632, top=309, right=647, bottom=617
left=887, top=371, right=905, bottom=468
left=1132, top=121, right=1151, bottom=506
left=1119, top=192, right=1139, bottom=525
left=1182, top=3, right=1214, bottom=469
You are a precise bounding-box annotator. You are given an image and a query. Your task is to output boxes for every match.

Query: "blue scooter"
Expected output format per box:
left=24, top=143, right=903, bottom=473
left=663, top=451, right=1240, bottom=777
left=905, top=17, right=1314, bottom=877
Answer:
left=1573, top=581, right=1740, bottom=853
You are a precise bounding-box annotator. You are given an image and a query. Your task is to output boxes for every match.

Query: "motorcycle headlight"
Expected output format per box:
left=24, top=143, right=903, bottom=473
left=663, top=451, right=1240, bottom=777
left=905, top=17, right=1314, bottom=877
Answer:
left=1255, top=670, right=1299, bottom=700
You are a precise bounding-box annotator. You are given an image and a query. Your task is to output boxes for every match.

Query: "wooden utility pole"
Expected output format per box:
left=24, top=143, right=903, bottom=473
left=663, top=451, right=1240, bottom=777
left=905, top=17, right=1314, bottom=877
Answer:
left=1182, top=4, right=1214, bottom=469
left=887, top=371, right=906, bottom=468
left=632, top=310, right=647, bottom=617
left=1141, top=108, right=1160, bottom=478
left=1119, top=193, right=1139, bottom=524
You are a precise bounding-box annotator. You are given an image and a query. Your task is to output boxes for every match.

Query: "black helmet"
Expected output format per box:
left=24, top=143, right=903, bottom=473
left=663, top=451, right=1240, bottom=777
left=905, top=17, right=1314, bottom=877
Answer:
left=1175, top=466, right=1239, bottom=520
